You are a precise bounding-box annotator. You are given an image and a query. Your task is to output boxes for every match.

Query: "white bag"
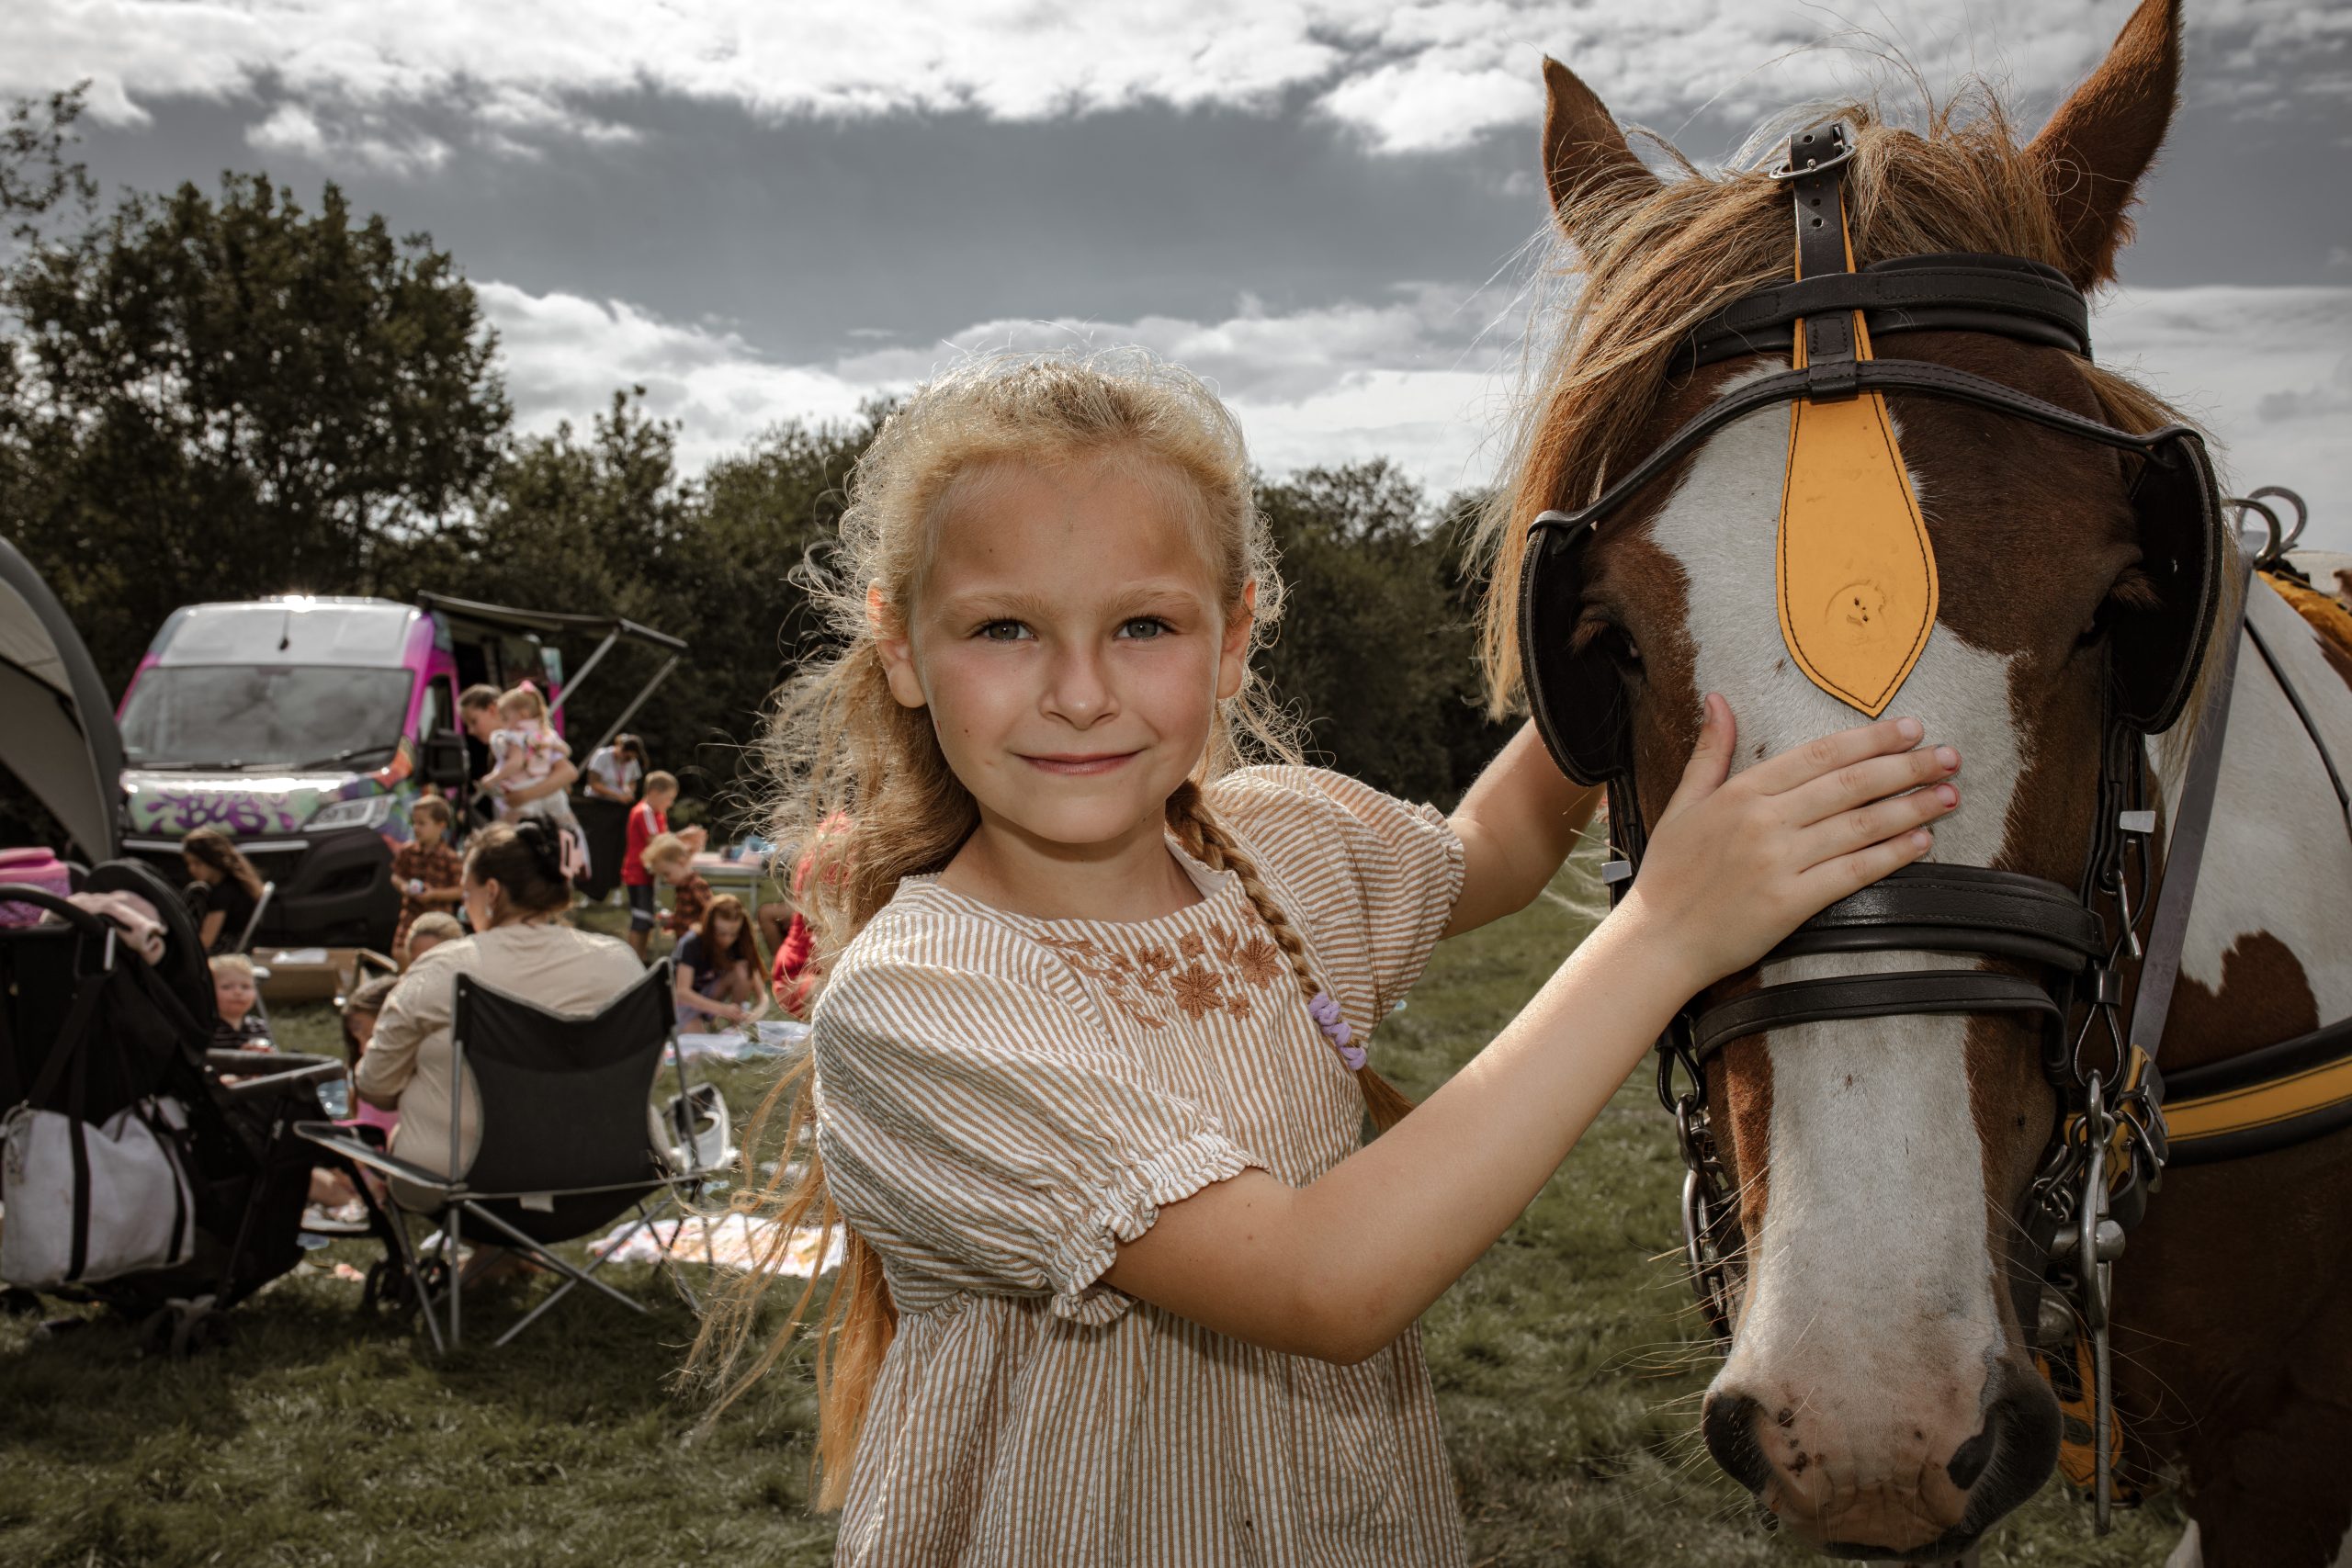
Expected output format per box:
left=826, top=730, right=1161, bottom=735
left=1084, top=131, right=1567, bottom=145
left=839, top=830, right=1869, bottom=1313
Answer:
left=0, top=1096, right=196, bottom=1288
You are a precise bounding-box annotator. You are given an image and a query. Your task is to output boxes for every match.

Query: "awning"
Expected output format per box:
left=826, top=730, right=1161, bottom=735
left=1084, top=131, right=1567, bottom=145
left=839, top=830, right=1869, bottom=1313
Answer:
left=0, top=534, right=125, bottom=861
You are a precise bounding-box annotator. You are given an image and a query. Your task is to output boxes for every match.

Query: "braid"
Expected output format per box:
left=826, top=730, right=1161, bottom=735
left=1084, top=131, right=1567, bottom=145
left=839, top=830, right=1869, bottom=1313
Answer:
left=1166, top=782, right=1416, bottom=1132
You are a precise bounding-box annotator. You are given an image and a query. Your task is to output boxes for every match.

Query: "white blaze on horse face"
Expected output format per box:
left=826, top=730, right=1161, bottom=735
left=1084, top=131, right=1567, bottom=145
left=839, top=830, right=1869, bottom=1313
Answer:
left=1645, top=374, right=2028, bottom=1500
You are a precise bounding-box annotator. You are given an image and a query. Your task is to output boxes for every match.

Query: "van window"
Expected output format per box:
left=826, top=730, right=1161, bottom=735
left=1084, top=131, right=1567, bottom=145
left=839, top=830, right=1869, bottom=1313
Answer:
left=121, top=666, right=412, bottom=771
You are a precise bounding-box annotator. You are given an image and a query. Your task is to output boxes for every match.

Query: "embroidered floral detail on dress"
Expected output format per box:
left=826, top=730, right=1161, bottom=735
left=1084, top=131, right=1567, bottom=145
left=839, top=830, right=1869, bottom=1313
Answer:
left=1235, top=937, right=1284, bottom=990
left=1036, top=926, right=1278, bottom=1031
left=1169, top=962, right=1224, bottom=1021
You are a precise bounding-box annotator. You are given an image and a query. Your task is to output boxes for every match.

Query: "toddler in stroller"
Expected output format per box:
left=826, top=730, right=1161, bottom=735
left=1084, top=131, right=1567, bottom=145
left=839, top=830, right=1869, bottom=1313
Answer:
left=0, top=859, right=392, bottom=1354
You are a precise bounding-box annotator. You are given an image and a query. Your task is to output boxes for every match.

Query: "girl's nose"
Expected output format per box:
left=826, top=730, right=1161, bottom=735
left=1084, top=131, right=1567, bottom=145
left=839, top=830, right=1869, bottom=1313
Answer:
left=1041, top=645, right=1118, bottom=728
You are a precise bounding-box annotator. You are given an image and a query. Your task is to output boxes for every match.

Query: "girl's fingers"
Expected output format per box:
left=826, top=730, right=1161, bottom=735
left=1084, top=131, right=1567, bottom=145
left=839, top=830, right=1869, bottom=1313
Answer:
left=1796, top=824, right=1939, bottom=906
left=1774, top=742, right=1961, bottom=829
left=1657, top=694, right=1737, bottom=823
left=1745, top=714, right=1926, bottom=797
left=1797, top=780, right=1959, bottom=864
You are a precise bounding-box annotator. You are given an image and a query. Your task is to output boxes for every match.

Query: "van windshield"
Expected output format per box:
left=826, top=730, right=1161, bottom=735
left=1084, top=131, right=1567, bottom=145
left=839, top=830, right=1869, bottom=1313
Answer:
left=119, top=665, right=413, bottom=772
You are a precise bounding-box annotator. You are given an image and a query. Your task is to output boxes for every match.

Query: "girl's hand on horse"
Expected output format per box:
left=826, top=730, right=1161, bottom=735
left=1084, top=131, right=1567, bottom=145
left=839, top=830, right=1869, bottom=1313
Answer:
left=1622, top=694, right=1961, bottom=994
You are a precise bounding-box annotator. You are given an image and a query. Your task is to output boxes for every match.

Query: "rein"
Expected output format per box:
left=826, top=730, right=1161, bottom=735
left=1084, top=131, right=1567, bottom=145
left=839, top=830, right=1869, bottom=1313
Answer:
left=1514, top=123, right=2352, bottom=1531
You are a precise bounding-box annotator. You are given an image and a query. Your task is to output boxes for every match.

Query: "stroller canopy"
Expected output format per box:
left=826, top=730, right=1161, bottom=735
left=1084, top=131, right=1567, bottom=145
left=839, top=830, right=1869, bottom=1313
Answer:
left=0, top=534, right=123, bottom=862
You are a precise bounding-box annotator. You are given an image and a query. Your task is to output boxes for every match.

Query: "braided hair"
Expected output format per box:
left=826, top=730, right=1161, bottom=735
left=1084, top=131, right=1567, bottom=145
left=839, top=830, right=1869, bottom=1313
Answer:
left=1164, top=781, right=1417, bottom=1131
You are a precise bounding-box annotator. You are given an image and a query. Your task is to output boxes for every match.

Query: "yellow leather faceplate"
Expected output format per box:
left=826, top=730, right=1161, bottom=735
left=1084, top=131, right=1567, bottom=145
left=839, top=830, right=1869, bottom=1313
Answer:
left=1776, top=227, right=1939, bottom=715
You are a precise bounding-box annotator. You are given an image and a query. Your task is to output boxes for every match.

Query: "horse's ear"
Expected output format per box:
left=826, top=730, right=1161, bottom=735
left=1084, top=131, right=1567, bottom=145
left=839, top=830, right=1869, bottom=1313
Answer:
left=2023, top=0, right=2182, bottom=289
left=1542, top=57, right=1658, bottom=253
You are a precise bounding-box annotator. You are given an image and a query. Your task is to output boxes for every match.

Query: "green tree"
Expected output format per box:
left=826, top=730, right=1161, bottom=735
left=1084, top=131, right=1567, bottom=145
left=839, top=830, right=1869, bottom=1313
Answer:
left=1, top=81, right=96, bottom=244
left=1256, top=461, right=1509, bottom=804
left=2, top=173, right=510, bottom=685
left=390, top=393, right=879, bottom=829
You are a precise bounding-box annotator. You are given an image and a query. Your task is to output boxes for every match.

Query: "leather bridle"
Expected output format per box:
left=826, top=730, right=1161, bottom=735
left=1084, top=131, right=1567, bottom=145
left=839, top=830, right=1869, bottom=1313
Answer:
left=1513, top=123, right=2250, bottom=1529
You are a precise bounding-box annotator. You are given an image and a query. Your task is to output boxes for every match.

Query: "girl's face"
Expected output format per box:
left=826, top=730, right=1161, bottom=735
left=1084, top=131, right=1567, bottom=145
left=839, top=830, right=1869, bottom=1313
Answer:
left=712, top=912, right=743, bottom=949
left=184, top=853, right=217, bottom=884
left=214, top=969, right=256, bottom=1023
left=878, top=453, right=1251, bottom=858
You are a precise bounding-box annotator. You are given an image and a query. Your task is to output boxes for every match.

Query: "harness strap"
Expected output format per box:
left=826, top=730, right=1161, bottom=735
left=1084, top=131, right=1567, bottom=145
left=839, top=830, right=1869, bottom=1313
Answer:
left=1690, top=971, right=2062, bottom=1065
left=2126, top=551, right=2256, bottom=1063
left=1768, top=863, right=2107, bottom=971
left=1528, top=360, right=2201, bottom=542
left=1675, top=254, right=2092, bottom=373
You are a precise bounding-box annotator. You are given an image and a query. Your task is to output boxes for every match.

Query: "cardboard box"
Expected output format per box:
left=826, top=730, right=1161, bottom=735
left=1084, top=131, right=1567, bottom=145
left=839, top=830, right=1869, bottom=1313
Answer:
left=254, top=946, right=396, bottom=1006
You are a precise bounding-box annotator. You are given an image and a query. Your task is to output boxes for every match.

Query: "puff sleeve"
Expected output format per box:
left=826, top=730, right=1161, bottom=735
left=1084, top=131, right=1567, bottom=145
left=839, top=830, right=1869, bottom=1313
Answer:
left=1205, top=765, right=1465, bottom=1038
left=812, top=942, right=1258, bottom=1325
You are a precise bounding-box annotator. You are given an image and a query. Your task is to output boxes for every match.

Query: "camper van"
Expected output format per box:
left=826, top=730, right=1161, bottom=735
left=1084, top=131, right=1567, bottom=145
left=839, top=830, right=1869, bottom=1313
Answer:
left=112, top=593, right=681, bottom=948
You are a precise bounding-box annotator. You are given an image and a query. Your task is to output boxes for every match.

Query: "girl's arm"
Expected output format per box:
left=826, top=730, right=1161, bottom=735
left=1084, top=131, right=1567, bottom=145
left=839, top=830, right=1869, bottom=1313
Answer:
left=1442, top=721, right=1599, bottom=939
left=673, top=965, right=745, bottom=1023
left=198, top=909, right=224, bottom=950
left=1105, top=703, right=1962, bottom=1364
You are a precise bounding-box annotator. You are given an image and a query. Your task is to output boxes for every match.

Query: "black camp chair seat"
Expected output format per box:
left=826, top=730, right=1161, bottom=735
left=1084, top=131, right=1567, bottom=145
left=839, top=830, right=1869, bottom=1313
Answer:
left=298, top=959, right=724, bottom=1351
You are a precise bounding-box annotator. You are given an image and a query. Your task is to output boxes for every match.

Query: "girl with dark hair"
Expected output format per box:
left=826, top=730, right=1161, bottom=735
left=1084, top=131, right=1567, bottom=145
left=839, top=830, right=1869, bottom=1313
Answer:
left=673, top=893, right=763, bottom=1029
left=182, top=827, right=266, bottom=953
left=355, top=820, right=640, bottom=1218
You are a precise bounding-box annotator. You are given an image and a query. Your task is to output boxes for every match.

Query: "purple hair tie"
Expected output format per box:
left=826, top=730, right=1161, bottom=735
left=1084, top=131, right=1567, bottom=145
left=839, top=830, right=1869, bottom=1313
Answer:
left=1307, top=991, right=1364, bottom=1071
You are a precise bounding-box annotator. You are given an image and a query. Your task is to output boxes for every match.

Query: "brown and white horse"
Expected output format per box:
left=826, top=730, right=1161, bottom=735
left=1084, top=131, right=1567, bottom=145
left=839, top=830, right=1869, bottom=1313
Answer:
left=1491, top=2, right=2352, bottom=1561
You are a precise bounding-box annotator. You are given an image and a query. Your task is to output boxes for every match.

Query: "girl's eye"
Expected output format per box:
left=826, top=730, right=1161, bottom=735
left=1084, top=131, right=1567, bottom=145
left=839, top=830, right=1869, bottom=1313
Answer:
left=1117, top=617, right=1171, bottom=640
left=977, top=620, right=1033, bottom=643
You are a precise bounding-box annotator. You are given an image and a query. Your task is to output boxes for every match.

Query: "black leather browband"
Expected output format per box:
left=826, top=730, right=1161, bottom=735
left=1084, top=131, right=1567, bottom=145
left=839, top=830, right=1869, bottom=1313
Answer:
left=1671, top=254, right=2093, bottom=376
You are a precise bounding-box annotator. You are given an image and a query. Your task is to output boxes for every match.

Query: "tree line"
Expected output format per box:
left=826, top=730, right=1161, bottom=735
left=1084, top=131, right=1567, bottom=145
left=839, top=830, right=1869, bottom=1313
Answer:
left=0, top=86, right=1510, bottom=845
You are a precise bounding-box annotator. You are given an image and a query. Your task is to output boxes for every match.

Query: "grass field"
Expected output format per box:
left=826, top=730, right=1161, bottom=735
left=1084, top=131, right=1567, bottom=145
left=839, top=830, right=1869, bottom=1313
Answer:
left=0, top=853, right=2184, bottom=1565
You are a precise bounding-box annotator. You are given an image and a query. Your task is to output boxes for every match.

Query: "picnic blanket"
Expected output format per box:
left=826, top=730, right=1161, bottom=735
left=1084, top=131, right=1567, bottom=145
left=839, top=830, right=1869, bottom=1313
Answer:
left=587, top=1213, right=842, bottom=1275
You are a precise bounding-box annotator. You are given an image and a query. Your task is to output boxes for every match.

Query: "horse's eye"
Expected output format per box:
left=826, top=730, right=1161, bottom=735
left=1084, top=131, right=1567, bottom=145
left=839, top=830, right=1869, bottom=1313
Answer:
left=1601, top=625, right=1643, bottom=671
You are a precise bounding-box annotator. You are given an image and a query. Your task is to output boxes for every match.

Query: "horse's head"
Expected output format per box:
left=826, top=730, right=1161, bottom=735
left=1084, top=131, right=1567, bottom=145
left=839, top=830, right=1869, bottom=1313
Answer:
left=1495, top=1, right=2208, bottom=1555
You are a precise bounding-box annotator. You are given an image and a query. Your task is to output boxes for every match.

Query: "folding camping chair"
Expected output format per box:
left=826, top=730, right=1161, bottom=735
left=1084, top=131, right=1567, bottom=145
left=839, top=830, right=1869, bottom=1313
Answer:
left=295, top=960, right=730, bottom=1350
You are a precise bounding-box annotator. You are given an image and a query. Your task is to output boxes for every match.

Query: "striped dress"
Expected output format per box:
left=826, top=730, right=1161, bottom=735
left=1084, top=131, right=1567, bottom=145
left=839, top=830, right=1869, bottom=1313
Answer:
left=812, top=766, right=1470, bottom=1567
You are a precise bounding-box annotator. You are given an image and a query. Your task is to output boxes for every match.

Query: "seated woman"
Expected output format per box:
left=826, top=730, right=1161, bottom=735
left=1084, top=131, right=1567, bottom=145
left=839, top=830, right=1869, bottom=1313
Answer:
left=355, top=819, right=641, bottom=1230
left=182, top=828, right=265, bottom=953
left=672, top=893, right=763, bottom=1030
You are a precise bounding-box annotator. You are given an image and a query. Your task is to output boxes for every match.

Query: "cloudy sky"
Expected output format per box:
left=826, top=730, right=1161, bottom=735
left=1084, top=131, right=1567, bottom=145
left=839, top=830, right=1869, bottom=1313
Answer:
left=14, top=1, right=2352, bottom=545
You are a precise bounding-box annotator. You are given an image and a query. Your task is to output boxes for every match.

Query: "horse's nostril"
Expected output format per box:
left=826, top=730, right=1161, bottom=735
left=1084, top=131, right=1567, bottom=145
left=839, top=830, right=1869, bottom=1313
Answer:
left=1946, top=1418, right=1996, bottom=1490
left=1702, top=1393, right=1774, bottom=1495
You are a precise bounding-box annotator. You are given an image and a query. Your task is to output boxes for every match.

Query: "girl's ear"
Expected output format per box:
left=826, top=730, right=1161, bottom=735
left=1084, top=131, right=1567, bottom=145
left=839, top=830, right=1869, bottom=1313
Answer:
left=868, top=583, right=927, bottom=710
left=1215, top=580, right=1257, bottom=702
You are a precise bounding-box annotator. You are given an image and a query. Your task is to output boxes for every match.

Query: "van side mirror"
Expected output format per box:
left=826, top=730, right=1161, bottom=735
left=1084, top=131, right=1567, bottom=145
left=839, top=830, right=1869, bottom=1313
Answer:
left=423, top=730, right=469, bottom=789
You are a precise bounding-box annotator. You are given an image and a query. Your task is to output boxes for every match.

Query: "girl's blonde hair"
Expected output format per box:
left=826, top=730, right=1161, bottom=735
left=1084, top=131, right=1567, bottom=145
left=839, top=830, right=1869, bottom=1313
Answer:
left=498, top=681, right=548, bottom=720
left=684, top=350, right=1413, bottom=1503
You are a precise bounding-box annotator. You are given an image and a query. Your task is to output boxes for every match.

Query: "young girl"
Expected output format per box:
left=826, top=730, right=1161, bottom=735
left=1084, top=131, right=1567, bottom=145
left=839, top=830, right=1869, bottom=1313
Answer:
left=673, top=893, right=763, bottom=1029
left=182, top=827, right=266, bottom=953
left=481, top=682, right=588, bottom=880
left=687, top=355, right=1960, bottom=1563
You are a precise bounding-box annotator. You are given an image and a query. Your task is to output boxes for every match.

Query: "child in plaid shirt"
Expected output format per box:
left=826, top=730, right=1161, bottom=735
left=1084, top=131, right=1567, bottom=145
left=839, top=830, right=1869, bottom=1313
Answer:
left=390, top=795, right=465, bottom=964
left=642, top=832, right=710, bottom=939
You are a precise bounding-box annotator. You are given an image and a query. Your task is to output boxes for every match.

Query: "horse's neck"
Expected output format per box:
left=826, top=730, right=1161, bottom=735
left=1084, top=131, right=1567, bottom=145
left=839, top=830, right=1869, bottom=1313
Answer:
left=2159, top=563, right=2352, bottom=1069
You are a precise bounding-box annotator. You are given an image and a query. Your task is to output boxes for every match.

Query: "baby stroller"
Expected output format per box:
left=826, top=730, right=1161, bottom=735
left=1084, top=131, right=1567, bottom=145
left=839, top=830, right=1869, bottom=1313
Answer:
left=0, top=861, right=384, bottom=1353
left=0, top=529, right=390, bottom=1352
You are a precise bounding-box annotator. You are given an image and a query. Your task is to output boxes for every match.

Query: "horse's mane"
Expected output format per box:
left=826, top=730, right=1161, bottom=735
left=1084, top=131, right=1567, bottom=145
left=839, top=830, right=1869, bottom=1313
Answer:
left=1471, top=85, right=2238, bottom=756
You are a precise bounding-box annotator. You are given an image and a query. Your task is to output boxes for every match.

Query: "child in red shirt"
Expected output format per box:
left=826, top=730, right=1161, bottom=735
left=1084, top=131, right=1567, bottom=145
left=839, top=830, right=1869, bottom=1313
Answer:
left=623, top=771, right=678, bottom=959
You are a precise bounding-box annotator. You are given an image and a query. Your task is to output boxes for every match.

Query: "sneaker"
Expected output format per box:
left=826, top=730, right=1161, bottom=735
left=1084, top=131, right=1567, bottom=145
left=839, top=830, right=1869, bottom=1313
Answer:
left=300, top=1201, right=372, bottom=1235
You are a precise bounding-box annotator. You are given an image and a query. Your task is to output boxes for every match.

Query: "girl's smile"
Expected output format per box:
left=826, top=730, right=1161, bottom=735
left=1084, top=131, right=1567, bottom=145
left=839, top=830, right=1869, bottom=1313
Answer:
left=876, top=450, right=1253, bottom=920
left=1020, top=750, right=1139, bottom=775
